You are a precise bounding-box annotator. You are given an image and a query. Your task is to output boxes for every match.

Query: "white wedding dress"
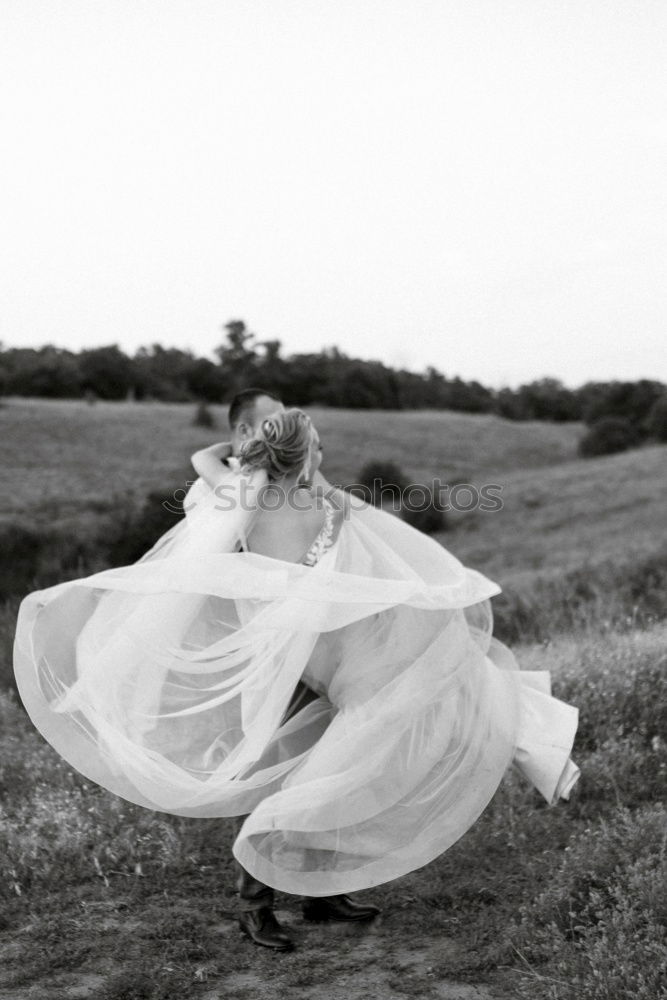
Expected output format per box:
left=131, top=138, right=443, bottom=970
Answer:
left=13, top=468, right=579, bottom=895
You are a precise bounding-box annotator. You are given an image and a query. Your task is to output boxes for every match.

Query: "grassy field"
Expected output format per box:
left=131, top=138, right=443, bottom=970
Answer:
left=0, top=397, right=583, bottom=527
left=1, top=398, right=666, bottom=999
left=446, top=443, right=666, bottom=579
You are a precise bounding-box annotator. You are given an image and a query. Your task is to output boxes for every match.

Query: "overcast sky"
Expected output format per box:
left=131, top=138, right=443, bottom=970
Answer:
left=1, top=1, right=666, bottom=388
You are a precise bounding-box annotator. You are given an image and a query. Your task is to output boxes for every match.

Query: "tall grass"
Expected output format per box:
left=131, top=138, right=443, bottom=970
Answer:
left=513, top=806, right=667, bottom=1000
left=492, top=547, right=667, bottom=644
left=1, top=607, right=666, bottom=997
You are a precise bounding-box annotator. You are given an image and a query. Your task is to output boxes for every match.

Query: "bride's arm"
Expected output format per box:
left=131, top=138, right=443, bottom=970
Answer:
left=191, top=441, right=234, bottom=488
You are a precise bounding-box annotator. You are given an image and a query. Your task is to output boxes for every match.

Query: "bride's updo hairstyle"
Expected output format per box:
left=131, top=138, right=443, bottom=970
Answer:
left=239, top=408, right=313, bottom=481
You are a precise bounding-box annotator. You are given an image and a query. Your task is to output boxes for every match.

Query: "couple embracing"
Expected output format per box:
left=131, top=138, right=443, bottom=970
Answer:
left=13, top=387, right=580, bottom=953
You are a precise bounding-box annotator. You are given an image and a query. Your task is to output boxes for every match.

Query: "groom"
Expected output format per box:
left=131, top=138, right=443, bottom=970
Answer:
left=213, top=388, right=380, bottom=951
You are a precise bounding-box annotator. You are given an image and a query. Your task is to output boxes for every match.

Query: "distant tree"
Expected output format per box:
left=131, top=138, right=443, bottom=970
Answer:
left=323, top=361, right=401, bottom=409
left=495, top=378, right=581, bottom=421
left=283, top=352, right=332, bottom=405
left=132, top=344, right=198, bottom=401
left=575, top=381, right=609, bottom=423
left=1, top=346, right=82, bottom=397
left=647, top=393, right=667, bottom=443
left=215, top=320, right=258, bottom=393
left=445, top=376, right=494, bottom=414
left=421, top=366, right=449, bottom=408
left=494, top=386, right=523, bottom=420
left=578, top=417, right=643, bottom=458
left=79, top=345, right=134, bottom=400
left=580, top=380, right=664, bottom=428
left=523, top=378, right=580, bottom=421
left=252, top=339, right=294, bottom=399
left=186, top=357, right=227, bottom=403
left=1, top=327, right=665, bottom=425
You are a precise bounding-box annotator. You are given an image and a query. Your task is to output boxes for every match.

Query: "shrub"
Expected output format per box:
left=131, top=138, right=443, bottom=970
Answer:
left=0, top=522, right=99, bottom=602
left=401, top=483, right=448, bottom=534
left=578, top=417, right=643, bottom=458
left=0, top=523, right=44, bottom=601
left=350, top=460, right=409, bottom=507
left=102, top=487, right=185, bottom=567
left=349, top=461, right=447, bottom=534
left=192, top=401, right=216, bottom=429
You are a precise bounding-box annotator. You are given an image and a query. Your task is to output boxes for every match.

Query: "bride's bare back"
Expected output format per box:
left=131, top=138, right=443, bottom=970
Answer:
left=244, top=488, right=336, bottom=564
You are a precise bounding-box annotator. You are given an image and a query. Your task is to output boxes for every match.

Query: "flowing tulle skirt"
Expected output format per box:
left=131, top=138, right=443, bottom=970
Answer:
left=13, top=495, right=579, bottom=895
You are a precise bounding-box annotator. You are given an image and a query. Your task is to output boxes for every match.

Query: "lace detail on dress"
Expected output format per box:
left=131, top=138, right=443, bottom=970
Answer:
left=302, top=498, right=336, bottom=566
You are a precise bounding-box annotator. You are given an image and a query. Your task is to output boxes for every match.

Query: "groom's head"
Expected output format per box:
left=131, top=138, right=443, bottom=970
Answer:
left=228, top=388, right=284, bottom=455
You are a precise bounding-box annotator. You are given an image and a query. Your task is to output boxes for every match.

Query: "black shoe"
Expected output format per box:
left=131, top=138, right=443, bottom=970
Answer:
left=239, top=907, right=295, bottom=951
left=302, top=894, right=381, bottom=922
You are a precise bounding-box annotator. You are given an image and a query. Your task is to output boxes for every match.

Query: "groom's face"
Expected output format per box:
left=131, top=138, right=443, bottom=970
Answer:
left=231, top=395, right=285, bottom=455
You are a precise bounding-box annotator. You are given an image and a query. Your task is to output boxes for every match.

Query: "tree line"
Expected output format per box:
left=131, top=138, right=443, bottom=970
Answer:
left=1, top=320, right=665, bottom=431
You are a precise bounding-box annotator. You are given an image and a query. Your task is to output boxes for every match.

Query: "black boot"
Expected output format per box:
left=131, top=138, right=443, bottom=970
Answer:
left=239, top=906, right=295, bottom=951
left=302, top=894, right=381, bottom=922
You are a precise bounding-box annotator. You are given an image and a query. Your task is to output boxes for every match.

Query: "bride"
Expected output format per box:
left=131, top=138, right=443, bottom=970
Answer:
left=13, top=407, right=579, bottom=951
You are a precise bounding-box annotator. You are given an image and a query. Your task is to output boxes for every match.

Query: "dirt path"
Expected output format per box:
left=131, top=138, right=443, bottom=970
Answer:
left=0, top=908, right=517, bottom=1000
